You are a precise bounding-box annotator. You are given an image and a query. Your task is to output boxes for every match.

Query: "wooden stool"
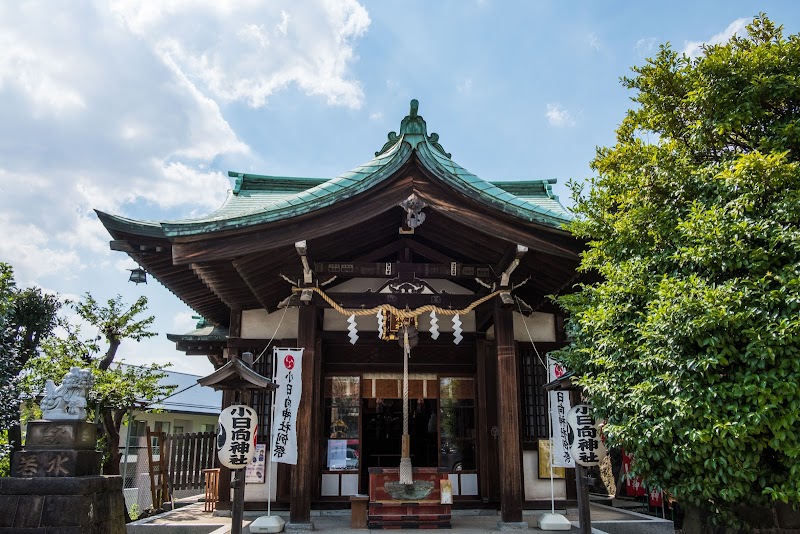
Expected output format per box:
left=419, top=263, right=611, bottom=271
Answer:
left=349, top=494, right=369, bottom=528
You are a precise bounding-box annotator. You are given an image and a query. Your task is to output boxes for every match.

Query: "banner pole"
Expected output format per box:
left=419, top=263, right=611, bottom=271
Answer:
left=267, top=346, right=278, bottom=517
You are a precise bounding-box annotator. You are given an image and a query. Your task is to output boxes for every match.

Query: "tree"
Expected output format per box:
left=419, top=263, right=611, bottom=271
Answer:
left=22, top=293, right=174, bottom=475
left=0, top=264, right=21, bottom=475
left=554, top=15, right=800, bottom=529
left=0, top=263, right=60, bottom=473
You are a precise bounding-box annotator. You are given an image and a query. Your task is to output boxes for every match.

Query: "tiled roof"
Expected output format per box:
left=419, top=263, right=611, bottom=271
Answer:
left=97, top=100, right=572, bottom=238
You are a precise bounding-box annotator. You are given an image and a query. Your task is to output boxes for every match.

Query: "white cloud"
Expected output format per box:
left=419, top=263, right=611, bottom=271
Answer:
left=587, top=33, right=601, bottom=51
left=0, top=34, right=86, bottom=117
left=457, top=79, right=473, bottom=95
left=635, top=37, right=657, bottom=57
left=237, top=24, right=271, bottom=50
left=369, top=112, right=384, bottom=121
left=111, top=0, right=370, bottom=109
left=0, top=2, right=374, bottom=290
left=683, top=18, right=749, bottom=58
left=0, top=213, right=84, bottom=282
left=276, top=10, right=291, bottom=37
left=545, top=104, right=576, bottom=128
left=173, top=311, right=199, bottom=333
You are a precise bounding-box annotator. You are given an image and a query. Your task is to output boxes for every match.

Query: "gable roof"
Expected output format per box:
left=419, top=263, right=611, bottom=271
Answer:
left=95, top=100, right=581, bottom=327
left=97, top=99, right=570, bottom=240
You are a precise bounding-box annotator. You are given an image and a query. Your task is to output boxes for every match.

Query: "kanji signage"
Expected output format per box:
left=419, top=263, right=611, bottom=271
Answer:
left=622, top=449, right=646, bottom=496
left=566, top=404, right=606, bottom=467
left=217, top=405, right=258, bottom=469
left=270, top=348, right=304, bottom=465
left=547, top=357, right=574, bottom=468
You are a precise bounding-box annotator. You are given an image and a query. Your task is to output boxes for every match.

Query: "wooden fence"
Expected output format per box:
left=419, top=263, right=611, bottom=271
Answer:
left=147, top=429, right=218, bottom=508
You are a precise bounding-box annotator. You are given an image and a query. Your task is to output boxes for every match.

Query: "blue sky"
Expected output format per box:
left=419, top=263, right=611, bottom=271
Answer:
left=1, top=1, right=797, bottom=375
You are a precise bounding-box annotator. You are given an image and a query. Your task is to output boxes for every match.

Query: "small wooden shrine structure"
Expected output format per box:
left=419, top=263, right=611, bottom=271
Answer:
left=96, top=100, right=584, bottom=526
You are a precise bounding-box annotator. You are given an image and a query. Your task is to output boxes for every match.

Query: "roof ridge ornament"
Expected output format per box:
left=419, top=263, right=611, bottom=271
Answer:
left=375, top=99, right=451, bottom=158
left=400, top=193, right=427, bottom=229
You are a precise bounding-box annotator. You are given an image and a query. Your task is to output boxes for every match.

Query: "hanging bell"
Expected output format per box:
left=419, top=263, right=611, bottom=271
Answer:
left=396, top=324, right=419, bottom=348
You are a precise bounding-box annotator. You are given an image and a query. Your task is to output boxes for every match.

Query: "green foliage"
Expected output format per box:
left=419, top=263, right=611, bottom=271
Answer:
left=23, top=328, right=172, bottom=418
left=0, top=431, right=9, bottom=476
left=21, top=293, right=174, bottom=474
left=0, top=262, right=61, bottom=469
left=554, top=15, right=800, bottom=524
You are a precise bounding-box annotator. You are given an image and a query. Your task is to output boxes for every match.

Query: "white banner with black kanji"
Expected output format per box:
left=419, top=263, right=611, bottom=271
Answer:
left=270, top=348, right=304, bottom=465
left=548, top=357, right=575, bottom=468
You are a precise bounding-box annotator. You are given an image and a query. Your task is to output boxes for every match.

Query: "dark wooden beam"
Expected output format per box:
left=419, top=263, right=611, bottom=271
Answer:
left=402, top=238, right=456, bottom=264
left=320, top=292, right=482, bottom=310
left=232, top=260, right=277, bottom=313
left=290, top=301, right=319, bottom=526
left=352, top=239, right=405, bottom=263
left=494, top=298, right=523, bottom=523
left=309, top=261, right=493, bottom=279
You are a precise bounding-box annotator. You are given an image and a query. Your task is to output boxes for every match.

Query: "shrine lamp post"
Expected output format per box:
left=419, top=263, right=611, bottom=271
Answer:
left=198, top=352, right=276, bottom=534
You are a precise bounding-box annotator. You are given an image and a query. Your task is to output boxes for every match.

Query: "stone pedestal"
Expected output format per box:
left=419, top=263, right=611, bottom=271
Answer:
left=0, top=475, right=126, bottom=533
left=0, top=420, right=124, bottom=533
left=11, top=420, right=101, bottom=477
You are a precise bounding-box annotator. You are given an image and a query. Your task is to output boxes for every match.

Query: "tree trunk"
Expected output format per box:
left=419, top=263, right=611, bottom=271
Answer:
left=98, top=338, right=120, bottom=371
left=102, top=409, right=122, bottom=475
left=682, top=505, right=714, bottom=534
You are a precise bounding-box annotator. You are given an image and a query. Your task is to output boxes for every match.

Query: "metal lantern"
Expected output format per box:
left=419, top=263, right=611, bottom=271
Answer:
left=128, top=268, right=147, bottom=284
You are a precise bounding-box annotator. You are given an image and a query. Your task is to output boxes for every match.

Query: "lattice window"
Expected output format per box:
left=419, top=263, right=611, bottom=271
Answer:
left=519, top=345, right=548, bottom=441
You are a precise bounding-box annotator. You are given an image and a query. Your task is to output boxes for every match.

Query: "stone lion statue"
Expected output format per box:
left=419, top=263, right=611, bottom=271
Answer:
left=41, top=367, right=95, bottom=421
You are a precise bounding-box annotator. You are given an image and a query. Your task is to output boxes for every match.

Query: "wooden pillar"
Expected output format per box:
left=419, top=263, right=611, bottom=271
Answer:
left=494, top=299, right=523, bottom=524
left=289, top=301, right=319, bottom=526
left=476, top=338, right=500, bottom=503
left=218, top=307, right=242, bottom=509
left=310, top=332, right=323, bottom=501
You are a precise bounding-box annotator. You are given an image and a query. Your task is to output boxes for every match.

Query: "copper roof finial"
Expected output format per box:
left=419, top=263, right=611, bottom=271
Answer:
left=409, top=99, right=419, bottom=118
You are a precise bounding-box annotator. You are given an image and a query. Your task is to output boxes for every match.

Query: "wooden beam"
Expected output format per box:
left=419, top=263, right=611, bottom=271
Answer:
left=290, top=301, right=319, bottom=526
left=319, top=292, right=481, bottom=310
left=352, top=239, right=405, bottom=263
left=401, top=238, right=454, bottom=264
left=309, top=261, right=493, bottom=280
left=494, top=298, right=523, bottom=523
left=232, top=260, right=277, bottom=313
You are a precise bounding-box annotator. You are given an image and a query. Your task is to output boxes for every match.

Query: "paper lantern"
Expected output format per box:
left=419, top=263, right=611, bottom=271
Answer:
left=217, top=405, right=258, bottom=469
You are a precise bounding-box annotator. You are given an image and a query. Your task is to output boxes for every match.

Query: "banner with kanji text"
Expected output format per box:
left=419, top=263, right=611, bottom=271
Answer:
left=270, top=348, right=304, bottom=465
left=548, top=357, right=574, bottom=468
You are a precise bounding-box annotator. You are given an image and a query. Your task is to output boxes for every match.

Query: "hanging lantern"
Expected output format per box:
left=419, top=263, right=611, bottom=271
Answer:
left=128, top=268, right=147, bottom=284
left=217, top=405, right=258, bottom=469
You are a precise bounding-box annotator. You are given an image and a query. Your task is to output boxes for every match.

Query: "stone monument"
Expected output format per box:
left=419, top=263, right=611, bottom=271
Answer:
left=0, top=367, right=126, bottom=533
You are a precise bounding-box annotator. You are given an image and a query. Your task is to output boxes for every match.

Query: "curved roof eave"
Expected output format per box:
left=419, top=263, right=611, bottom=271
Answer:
left=160, top=140, right=414, bottom=238
left=414, top=142, right=572, bottom=230
left=95, top=100, right=573, bottom=241
left=94, top=210, right=166, bottom=239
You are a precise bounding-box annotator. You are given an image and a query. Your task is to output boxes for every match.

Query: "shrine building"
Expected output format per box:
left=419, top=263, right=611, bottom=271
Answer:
left=96, top=100, right=584, bottom=525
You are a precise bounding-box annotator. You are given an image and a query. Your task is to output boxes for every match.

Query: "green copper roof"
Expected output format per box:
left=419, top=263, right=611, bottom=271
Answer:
left=99, top=100, right=571, bottom=238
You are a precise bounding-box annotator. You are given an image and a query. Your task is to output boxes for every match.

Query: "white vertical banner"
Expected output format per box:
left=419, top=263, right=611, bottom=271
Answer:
left=270, top=348, right=304, bottom=465
left=548, top=357, right=575, bottom=468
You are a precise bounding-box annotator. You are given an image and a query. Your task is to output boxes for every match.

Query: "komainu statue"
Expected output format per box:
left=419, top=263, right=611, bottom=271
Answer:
left=40, top=367, right=95, bottom=421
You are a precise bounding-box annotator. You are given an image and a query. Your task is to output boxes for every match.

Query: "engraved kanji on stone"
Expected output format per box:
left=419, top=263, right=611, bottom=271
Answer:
left=45, top=453, right=70, bottom=476
left=17, top=455, right=38, bottom=476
